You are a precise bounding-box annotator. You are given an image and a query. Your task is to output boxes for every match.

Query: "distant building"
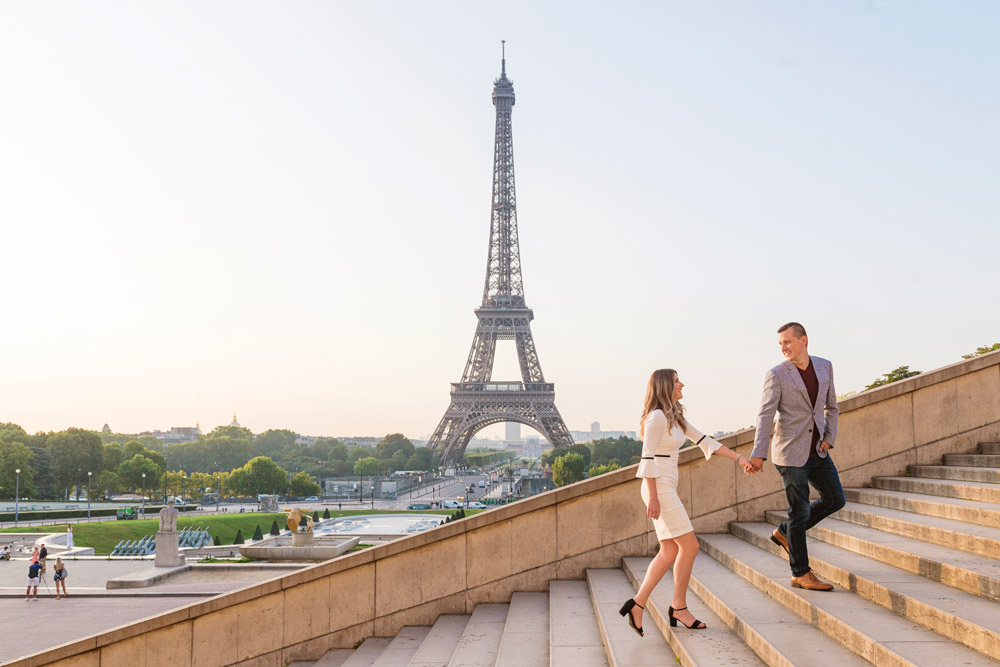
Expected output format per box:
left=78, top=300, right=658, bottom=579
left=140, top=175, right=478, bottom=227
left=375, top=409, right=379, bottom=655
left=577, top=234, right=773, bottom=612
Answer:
left=230, top=413, right=241, bottom=428
left=338, top=436, right=379, bottom=449
left=102, top=423, right=112, bottom=433
left=505, top=422, right=521, bottom=442
left=142, top=424, right=202, bottom=445
left=570, top=421, right=637, bottom=444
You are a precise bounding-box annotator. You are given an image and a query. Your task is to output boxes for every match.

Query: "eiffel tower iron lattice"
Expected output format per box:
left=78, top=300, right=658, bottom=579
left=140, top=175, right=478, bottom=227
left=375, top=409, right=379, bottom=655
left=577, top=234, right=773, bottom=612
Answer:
left=428, top=46, right=574, bottom=464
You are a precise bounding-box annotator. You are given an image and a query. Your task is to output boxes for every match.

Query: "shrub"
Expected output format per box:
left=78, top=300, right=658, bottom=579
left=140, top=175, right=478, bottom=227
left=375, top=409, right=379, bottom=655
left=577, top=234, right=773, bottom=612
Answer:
left=213, top=535, right=221, bottom=546
left=312, top=511, right=319, bottom=522
left=252, top=525, right=263, bottom=541
left=233, top=529, right=245, bottom=545
left=322, top=508, right=330, bottom=519
left=269, top=520, right=280, bottom=536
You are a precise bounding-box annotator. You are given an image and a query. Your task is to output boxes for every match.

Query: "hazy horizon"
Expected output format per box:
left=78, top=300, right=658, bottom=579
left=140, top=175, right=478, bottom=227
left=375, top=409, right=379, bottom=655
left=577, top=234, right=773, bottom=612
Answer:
left=3, top=2, right=997, bottom=441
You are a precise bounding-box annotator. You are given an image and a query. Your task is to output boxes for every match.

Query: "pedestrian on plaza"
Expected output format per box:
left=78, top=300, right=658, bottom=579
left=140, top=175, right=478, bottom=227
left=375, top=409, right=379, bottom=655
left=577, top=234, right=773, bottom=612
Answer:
left=30, top=547, right=39, bottom=566
left=66, top=524, right=74, bottom=549
left=26, top=560, right=42, bottom=600
left=39, top=544, right=48, bottom=572
left=0, top=545, right=11, bottom=560
left=53, top=558, right=69, bottom=599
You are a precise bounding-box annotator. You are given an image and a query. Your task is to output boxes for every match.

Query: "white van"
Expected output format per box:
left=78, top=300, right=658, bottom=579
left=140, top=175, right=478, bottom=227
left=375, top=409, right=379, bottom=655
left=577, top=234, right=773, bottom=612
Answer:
left=443, top=500, right=462, bottom=509
left=478, top=480, right=486, bottom=488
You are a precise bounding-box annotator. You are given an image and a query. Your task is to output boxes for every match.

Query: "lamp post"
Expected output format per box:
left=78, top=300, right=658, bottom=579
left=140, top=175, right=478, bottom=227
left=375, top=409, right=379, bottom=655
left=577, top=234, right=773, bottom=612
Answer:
left=141, top=473, right=146, bottom=517
left=76, top=467, right=82, bottom=501
left=87, top=472, right=92, bottom=519
left=370, top=485, right=375, bottom=511
left=215, top=463, right=221, bottom=513
left=14, top=469, right=20, bottom=525
left=181, top=472, right=187, bottom=512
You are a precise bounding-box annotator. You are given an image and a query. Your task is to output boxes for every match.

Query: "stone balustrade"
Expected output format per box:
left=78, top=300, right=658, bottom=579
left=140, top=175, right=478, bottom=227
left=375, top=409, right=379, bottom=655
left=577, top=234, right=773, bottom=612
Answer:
left=14, top=350, right=999, bottom=667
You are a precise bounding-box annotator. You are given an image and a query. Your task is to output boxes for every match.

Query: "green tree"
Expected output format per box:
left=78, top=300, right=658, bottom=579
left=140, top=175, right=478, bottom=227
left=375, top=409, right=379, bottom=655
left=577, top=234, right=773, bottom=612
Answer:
left=569, top=444, right=592, bottom=468
left=47, top=428, right=105, bottom=498
left=588, top=463, right=620, bottom=477
left=865, top=365, right=921, bottom=390
left=210, top=424, right=254, bottom=441
left=103, top=443, right=124, bottom=471
left=389, top=449, right=408, bottom=472
left=289, top=471, right=320, bottom=497
left=123, top=440, right=146, bottom=460
left=118, top=454, right=164, bottom=492
left=962, top=343, right=1000, bottom=359
left=326, top=441, right=349, bottom=461
left=375, top=434, right=414, bottom=461
left=95, top=470, right=123, bottom=497
left=405, top=447, right=435, bottom=471
left=28, top=446, right=59, bottom=499
left=0, top=440, right=36, bottom=498
left=353, top=457, right=380, bottom=476
left=227, top=456, right=288, bottom=496
left=254, top=429, right=297, bottom=458
left=552, top=452, right=586, bottom=487
left=540, top=447, right=569, bottom=467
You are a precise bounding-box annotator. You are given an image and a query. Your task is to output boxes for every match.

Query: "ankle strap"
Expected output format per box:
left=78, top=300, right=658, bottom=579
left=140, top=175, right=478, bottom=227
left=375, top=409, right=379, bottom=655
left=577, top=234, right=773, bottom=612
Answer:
left=672, top=606, right=687, bottom=611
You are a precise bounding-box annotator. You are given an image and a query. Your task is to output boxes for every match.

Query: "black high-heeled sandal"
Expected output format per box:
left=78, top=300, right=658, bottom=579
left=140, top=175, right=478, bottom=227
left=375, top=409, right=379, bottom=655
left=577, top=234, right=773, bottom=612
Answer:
left=668, top=606, right=706, bottom=629
left=618, top=598, right=644, bottom=637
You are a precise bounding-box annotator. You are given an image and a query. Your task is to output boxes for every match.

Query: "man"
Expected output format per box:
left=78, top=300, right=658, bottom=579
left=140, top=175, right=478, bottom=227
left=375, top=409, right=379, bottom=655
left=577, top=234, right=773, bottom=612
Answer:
left=26, top=560, right=42, bottom=601
left=750, top=322, right=845, bottom=591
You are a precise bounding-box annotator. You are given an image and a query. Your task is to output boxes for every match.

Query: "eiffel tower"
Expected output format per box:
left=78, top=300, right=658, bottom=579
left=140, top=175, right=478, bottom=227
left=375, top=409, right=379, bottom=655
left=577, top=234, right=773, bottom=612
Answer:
left=428, top=45, right=574, bottom=464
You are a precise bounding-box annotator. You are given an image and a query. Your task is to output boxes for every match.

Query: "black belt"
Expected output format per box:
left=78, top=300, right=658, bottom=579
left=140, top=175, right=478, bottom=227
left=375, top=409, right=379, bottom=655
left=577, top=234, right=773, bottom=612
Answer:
left=641, top=455, right=671, bottom=459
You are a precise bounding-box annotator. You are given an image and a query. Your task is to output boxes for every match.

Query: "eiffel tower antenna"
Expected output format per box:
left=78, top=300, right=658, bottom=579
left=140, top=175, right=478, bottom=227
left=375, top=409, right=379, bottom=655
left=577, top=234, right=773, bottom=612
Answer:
left=427, top=49, right=574, bottom=464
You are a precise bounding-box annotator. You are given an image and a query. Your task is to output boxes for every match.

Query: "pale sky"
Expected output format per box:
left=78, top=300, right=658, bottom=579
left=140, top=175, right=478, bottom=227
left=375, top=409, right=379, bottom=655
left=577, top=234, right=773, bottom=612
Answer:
left=2, top=2, right=998, bottom=441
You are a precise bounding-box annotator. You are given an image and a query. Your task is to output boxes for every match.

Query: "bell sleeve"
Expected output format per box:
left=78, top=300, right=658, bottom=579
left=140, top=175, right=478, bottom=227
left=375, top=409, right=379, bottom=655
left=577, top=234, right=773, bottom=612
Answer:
left=683, top=422, right=722, bottom=461
left=636, top=411, right=665, bottom=478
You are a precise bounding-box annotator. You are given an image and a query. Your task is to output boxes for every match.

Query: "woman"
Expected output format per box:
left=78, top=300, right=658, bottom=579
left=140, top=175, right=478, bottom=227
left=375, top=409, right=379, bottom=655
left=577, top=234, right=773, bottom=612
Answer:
left=30, top=547, right=39, bottom=566
left=53, top=558, right=69, bottom=599
left=620, top=369, right=755, bottom=635
left=66, top=524, right=74, bottom=549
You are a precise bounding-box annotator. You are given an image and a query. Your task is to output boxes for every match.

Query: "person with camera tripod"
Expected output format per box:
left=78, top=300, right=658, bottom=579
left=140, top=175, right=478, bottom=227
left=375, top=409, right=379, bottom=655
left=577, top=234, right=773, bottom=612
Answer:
left=26, top=559, right=42, bottom=601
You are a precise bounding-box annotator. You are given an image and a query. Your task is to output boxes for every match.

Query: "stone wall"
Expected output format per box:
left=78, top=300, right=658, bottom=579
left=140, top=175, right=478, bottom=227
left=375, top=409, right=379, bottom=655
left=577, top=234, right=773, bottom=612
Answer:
left=16, top=351, right=999, bottom=667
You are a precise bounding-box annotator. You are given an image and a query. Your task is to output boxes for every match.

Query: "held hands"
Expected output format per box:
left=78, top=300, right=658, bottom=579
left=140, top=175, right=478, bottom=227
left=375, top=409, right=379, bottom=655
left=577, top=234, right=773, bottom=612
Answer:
left=750, top=457, right=765, bottom=473
left=737, top=455, right=756, bottom=475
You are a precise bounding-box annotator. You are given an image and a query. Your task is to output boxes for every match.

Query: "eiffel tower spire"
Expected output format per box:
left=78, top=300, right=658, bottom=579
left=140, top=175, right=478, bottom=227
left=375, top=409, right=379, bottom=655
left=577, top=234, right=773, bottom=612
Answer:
left=428, top=48, right=574, bottom=464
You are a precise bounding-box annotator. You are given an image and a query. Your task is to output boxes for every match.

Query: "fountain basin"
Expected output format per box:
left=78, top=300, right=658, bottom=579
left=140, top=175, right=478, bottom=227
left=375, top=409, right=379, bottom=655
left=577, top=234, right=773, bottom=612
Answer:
left=239, top=535, right=360, bottom=561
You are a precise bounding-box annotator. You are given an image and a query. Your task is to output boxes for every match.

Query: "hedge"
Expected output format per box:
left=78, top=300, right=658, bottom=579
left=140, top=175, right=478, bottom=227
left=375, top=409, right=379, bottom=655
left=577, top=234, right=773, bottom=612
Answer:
left=0, top=504, right=197, bottom=523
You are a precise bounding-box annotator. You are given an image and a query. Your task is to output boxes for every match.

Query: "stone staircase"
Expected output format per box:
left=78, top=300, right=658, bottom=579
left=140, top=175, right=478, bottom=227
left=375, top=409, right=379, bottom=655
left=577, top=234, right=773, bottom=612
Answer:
left=292, top=441, right=1000, bottom=666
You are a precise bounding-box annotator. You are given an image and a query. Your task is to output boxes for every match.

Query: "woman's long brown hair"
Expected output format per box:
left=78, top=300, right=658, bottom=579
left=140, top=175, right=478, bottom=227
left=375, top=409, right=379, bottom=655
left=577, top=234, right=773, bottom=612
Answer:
left=640, top=368, right=686, bottom=437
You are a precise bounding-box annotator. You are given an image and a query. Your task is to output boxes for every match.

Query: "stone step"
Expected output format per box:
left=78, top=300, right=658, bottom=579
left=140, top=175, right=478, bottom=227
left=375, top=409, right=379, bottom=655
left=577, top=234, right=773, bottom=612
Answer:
left=844, top=486, right=1000, bottom=529
left=409, top=615, right=470, bottom=667
left=586, top=568, right=675, bottom=667
left=619, top=557, right=767, bottom=666
left=340, top=638, right=392, bottom=667
left=445, top=603, right=508, bottom=667
left=944, top=453, right=1000, bottom=467
left=908, top=464, right=1000, bottom=484
left=980, top=442, right=1000, bottom=454
left=289, top=649, right=353, bottom=667
left=873, top=476, right=1000, bottom=503
left=368, top=626, right=430, bottom=667
left=495, top=592, right=549, bottom=667
left=731, top=521, right=1000, bottom=661
left=701, top=531, right=998, bottom=666
left=549, top=580, right=609, bottom=667
left=828, top=500, right=1000, bottom=559
left=764, top=511, right=1000, bottom=602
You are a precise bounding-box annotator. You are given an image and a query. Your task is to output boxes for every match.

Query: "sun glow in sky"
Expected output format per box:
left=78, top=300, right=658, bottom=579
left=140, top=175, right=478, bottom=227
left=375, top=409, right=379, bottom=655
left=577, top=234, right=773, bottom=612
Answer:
left=2, top=2, right=998, bottom=440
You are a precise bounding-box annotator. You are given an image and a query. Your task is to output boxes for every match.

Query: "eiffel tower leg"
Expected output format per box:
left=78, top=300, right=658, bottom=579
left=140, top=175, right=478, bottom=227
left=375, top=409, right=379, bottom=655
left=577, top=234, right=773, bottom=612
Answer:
left=514, top=329, right=545, bottom=384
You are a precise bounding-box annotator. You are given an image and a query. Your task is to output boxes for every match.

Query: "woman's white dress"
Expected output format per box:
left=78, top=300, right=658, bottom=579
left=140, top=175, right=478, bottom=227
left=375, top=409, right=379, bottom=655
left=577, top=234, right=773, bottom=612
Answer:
left=637, top=409, right=722, bottom=539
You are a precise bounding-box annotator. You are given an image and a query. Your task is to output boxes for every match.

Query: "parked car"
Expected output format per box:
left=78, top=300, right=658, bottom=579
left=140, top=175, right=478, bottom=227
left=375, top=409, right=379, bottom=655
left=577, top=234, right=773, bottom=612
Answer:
left=466, top=501, right=486, bottom=509
left=478, top=480, right=486, bottom=488
left=443, top=500, right=462, bottom=509
left=407, top=503, right=431, bottom=510
left=303, top=496, right=319, bottom=502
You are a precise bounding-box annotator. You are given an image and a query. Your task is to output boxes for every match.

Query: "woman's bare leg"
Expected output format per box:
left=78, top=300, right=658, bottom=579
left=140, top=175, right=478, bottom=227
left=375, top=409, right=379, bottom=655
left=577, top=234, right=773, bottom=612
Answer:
left=629, top=539, right=678, bottom=627
left=670, top=531, right=703, bottom=627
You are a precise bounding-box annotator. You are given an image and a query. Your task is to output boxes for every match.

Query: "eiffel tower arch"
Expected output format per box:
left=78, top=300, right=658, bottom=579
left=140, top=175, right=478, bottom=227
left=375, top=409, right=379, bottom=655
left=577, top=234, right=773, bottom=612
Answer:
left=428, top=45, right=574, bottom=464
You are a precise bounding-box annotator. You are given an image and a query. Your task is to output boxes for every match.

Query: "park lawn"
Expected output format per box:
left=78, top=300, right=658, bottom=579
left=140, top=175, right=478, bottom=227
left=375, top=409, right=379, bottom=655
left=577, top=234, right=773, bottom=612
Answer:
left=0, top=509, right=479, bottom=555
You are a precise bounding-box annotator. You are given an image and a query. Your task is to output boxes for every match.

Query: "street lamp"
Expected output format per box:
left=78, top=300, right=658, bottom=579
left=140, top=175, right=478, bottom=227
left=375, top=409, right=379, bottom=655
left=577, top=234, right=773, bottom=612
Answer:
left=215, top=462, right=221, bottom=513
left=87, top=472, right=92, bottom=519
left=14, top=469, right=20, bottom=525
left=141, top=473, right=146, bottom=517
left=77, top=467, right=82, bottom=502
left=370, top=485, right=375, bottom=510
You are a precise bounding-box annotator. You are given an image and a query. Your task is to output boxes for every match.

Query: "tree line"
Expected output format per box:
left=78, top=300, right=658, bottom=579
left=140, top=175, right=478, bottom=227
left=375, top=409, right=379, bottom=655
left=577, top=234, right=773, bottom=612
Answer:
left=0, top=424, right=442, bottom=501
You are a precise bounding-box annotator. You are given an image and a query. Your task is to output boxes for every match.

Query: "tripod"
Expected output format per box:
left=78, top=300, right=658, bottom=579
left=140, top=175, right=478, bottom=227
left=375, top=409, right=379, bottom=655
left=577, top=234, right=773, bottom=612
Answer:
left=37, top=569, right=51, bottom=595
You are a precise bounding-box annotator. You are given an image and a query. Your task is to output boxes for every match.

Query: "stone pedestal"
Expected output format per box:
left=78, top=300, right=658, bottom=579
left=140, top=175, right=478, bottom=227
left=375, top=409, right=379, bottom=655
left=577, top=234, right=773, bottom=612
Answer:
left=154, top=531, right=184, bottom=567
left=291, top=531, right=314, bottom=547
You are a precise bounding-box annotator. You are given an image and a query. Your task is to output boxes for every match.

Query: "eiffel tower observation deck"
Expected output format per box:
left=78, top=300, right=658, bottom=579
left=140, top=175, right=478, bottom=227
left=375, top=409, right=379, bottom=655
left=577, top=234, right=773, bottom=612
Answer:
left=427, top=45, right=574, bottom=464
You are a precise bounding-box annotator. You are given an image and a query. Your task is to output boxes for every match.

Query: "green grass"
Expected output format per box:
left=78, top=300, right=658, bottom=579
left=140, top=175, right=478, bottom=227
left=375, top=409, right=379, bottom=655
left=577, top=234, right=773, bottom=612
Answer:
left=0, top=509, right=478, bottom=554
left=347, top=543, right=374, bottom=552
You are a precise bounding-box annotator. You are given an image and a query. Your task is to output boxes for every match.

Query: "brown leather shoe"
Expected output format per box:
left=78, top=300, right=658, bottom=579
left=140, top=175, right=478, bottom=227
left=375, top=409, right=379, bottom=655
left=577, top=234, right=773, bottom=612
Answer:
left=791, top=571, right=834, bottom=591
left=770, top=528, right=789, bottom=555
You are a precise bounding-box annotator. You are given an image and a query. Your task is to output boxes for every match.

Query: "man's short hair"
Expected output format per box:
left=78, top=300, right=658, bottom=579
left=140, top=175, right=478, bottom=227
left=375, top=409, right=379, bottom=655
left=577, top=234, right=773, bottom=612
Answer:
left=777, top=322, right=807, bottom=338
